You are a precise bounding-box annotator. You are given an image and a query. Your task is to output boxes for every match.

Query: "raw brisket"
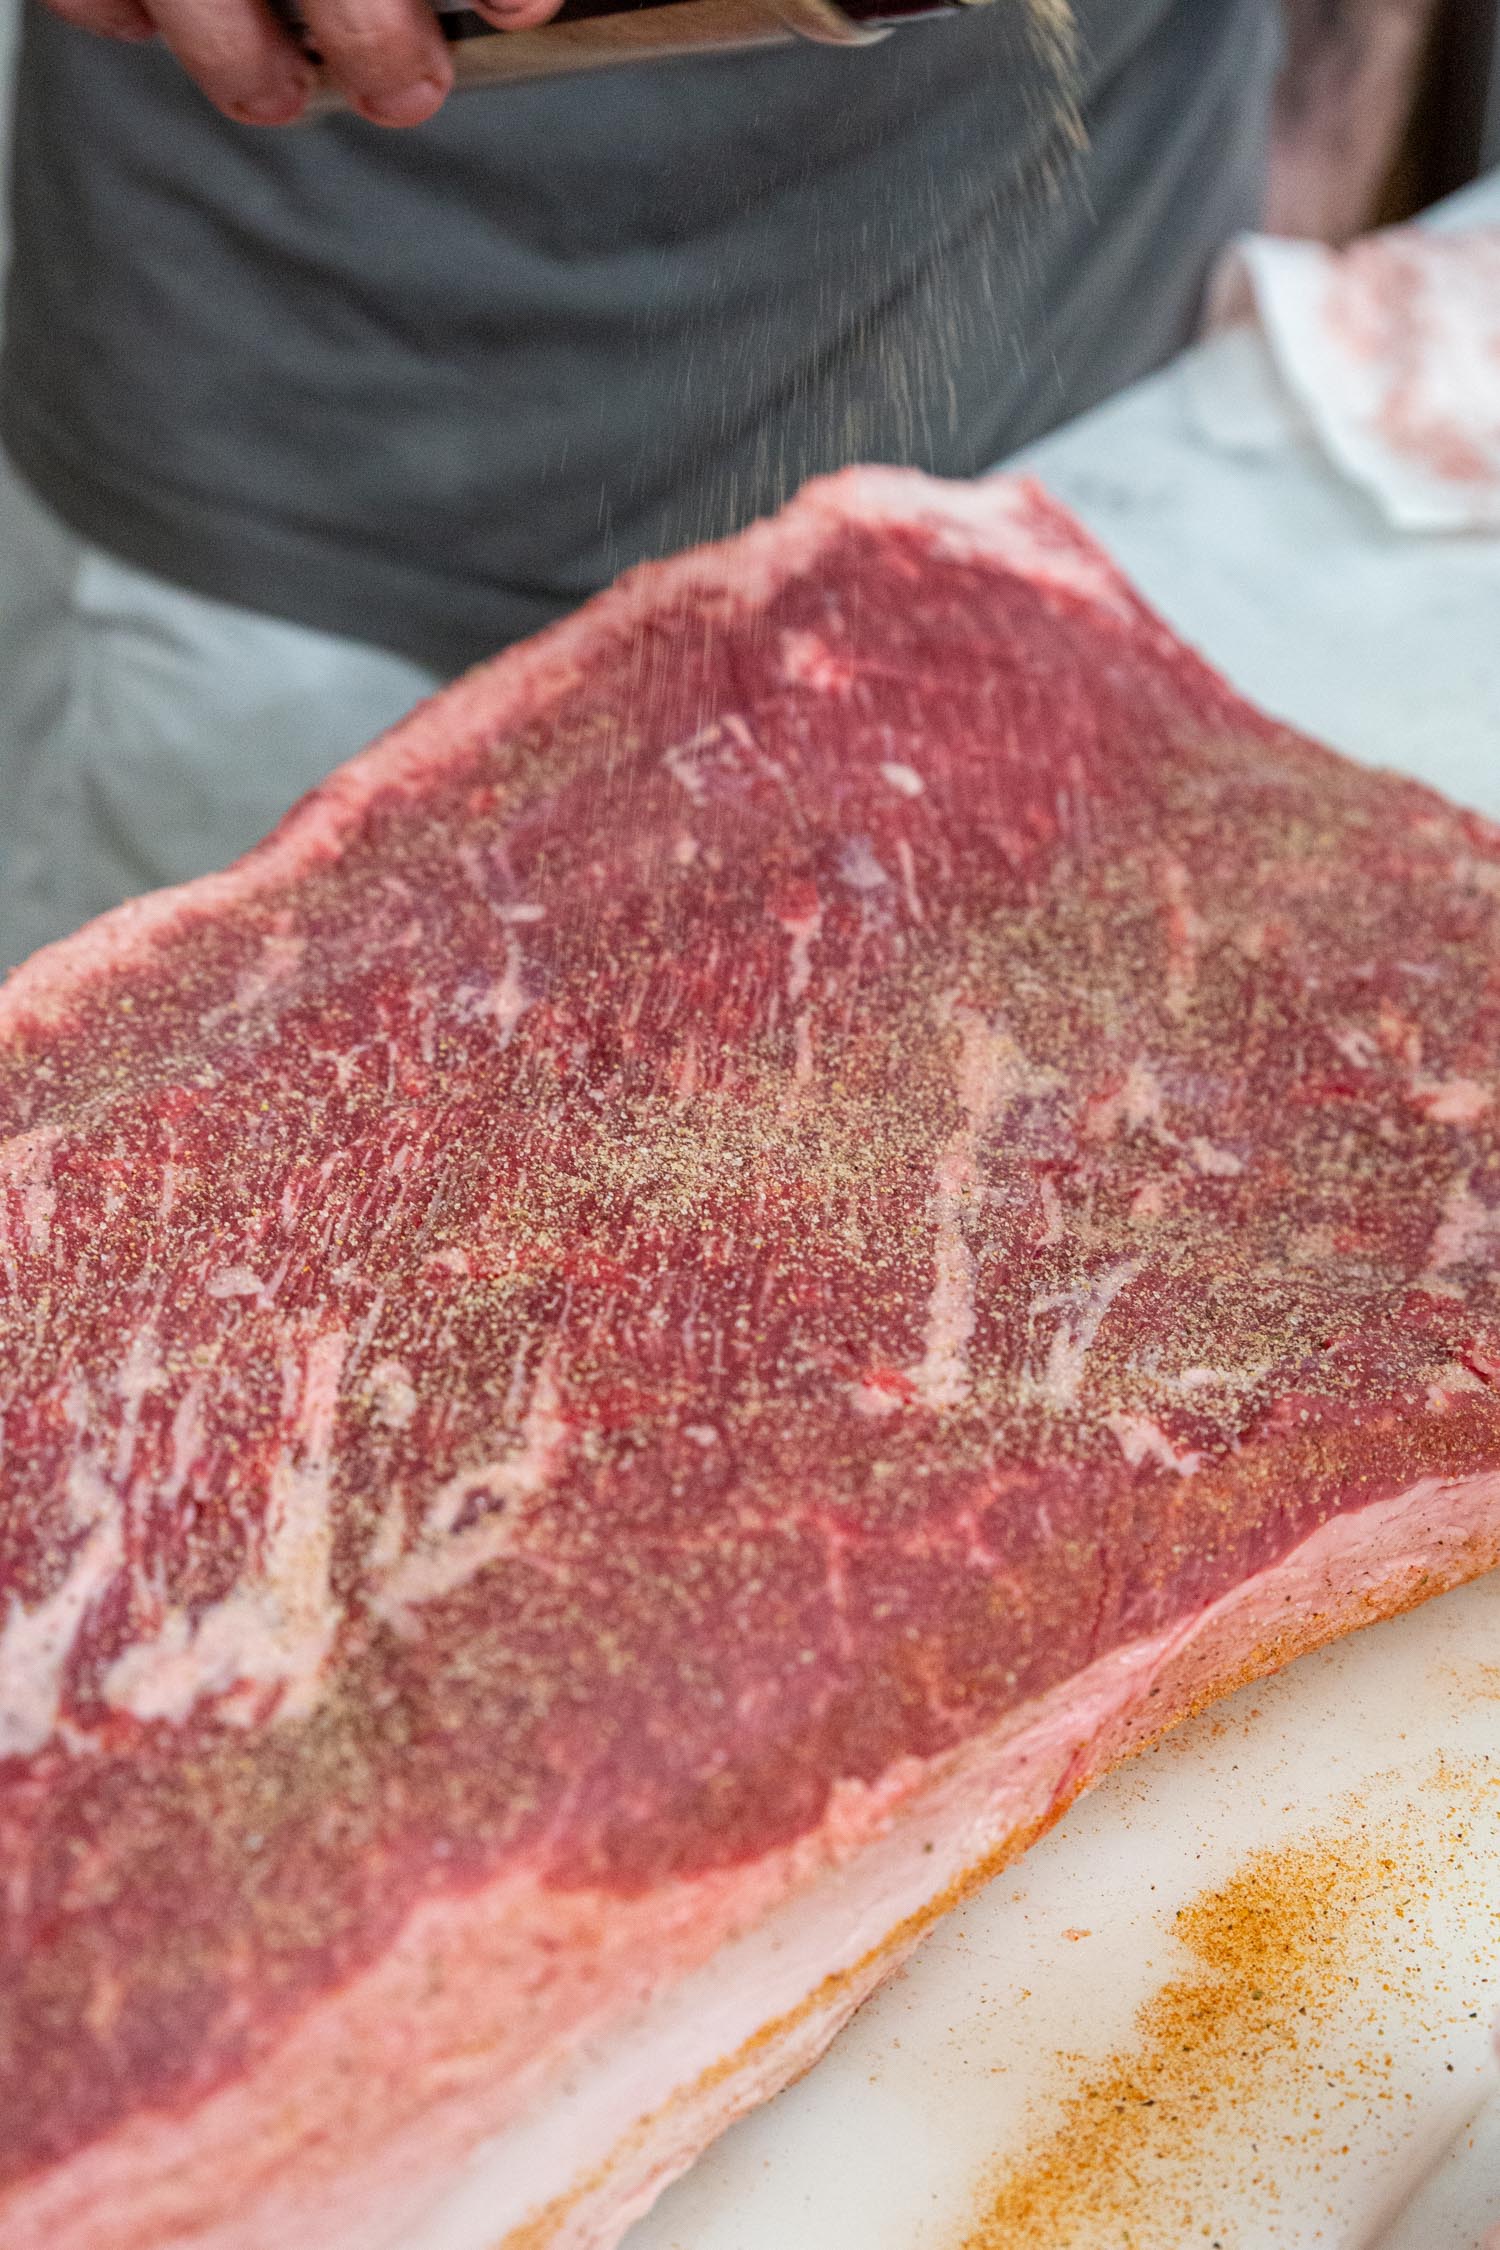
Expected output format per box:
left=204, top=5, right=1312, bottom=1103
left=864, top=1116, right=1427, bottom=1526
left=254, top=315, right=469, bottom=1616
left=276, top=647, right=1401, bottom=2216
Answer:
left=1, top=471, right=1497, bottom=2250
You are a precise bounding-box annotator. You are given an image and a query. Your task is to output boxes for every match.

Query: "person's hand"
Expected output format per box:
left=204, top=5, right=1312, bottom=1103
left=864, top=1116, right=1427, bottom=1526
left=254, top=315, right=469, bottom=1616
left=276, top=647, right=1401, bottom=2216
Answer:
left=42, top=0, right=562, bottom=128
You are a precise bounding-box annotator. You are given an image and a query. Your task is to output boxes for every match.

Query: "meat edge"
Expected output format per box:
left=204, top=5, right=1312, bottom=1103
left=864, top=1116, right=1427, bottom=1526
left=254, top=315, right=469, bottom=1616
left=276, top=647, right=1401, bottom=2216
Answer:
left=0, top=467, right=1149, bottom=1044
left=492, top=1465, right=1500, bottom=2250
left=4, top=1466, right=1496, bottom=2250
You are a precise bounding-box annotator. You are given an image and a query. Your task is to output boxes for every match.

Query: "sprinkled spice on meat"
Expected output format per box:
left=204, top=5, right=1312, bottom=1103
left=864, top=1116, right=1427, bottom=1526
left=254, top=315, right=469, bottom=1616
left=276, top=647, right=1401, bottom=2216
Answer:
left=0, top=470, right=1496, bottom=2247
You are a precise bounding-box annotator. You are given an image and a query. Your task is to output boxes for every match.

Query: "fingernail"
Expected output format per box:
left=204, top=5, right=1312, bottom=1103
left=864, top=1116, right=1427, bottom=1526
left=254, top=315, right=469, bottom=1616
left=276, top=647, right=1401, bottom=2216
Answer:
left=233, top=75, right=309, bottom=124
left=356, top=74, right=448, bottom=126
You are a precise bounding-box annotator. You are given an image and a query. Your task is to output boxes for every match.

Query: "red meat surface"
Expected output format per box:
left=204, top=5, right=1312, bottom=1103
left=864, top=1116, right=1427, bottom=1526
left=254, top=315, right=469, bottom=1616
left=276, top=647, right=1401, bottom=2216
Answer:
left=0, top=470, right=1497, bottom=2250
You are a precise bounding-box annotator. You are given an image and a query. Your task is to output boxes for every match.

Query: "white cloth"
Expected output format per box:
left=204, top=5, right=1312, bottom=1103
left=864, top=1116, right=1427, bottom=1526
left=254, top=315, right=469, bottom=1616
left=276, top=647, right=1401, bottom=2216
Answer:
left=1198, top=223, right=1500, bottom=532
left=0, top=459, right=441, bottom=973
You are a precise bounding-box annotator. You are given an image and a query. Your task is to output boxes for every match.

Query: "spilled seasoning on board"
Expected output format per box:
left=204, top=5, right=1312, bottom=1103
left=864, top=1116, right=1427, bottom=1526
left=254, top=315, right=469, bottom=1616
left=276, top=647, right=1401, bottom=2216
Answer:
left=955, top=1781, right=1494, bottom=2250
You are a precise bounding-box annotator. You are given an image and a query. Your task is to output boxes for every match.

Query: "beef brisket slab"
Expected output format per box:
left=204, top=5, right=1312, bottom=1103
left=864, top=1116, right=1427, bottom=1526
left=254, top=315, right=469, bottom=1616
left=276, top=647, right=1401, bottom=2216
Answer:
left=1, top=471, right=1497, bottom=2250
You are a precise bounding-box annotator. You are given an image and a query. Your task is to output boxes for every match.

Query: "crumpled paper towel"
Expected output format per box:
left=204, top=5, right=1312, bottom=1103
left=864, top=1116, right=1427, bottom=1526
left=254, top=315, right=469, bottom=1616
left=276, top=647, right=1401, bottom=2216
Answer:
left=1196, top=225, right=1500, bottom=532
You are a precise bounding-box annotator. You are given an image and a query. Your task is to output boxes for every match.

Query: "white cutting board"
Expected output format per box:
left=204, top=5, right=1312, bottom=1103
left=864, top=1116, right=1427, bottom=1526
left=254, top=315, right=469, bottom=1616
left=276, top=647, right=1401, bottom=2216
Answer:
left=632, top=175, right=1500, bottom=2250
left=633, top=1575, right=1500, bottom=2250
